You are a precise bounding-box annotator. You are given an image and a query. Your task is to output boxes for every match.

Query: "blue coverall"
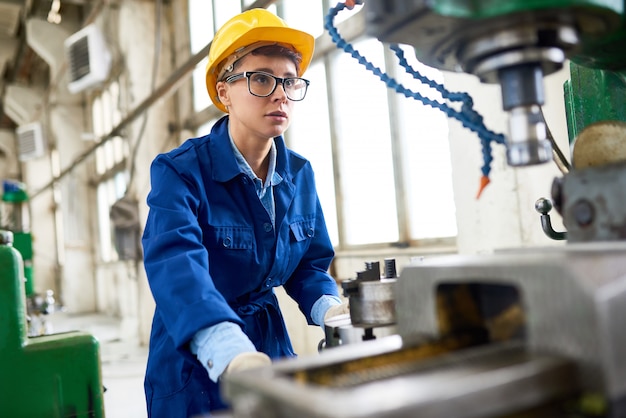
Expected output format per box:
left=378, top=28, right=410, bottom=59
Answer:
left=142, top=115, right=340, bottom=417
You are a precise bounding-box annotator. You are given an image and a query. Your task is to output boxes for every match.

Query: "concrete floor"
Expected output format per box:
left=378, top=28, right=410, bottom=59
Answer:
left=51, top=312, right=149, bottom=418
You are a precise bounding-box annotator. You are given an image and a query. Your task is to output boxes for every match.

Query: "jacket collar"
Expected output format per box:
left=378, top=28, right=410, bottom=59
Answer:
left=209, top=115, right=296, bottom=183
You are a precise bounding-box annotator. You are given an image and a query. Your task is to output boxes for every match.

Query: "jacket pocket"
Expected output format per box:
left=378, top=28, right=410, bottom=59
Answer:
left=204, top=226, right=254, bottom=250
left=289, top=218, right=316, bottom=242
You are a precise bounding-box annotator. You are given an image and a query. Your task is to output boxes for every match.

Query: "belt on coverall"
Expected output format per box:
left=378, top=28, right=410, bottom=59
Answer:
left=234, top=291, right=296, bottom=358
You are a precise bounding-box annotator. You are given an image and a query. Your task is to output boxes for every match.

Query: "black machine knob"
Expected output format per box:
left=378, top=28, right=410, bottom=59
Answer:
left=535, top=198, right=567, bottom=241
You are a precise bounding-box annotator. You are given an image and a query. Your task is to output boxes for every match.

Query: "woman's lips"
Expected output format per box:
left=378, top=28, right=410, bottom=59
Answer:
left=267, top=111, right=287, bottom=121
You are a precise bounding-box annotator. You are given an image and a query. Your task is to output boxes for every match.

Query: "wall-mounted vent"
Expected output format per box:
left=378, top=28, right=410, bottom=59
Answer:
left=65, top=24, right=111, bottom=94
left=16, top=122, right=46, bottom=161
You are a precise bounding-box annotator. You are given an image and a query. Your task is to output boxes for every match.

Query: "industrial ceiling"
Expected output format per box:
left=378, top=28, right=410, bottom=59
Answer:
left=0, top=0, right=95, bottom=130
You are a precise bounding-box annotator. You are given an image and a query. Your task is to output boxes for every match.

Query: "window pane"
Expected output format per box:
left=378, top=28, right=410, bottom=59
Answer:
left=193, top=57, right=211, bottom=111
left=101, top=89, right=112, bottom=134
left=114, top=172, right=127, bottom=201
left=213, top=0, right=242, bottom=29
left=112, top=136, right=124, bottom=163
left=93, top=96, right=106, bottom=175
left=97, top=182, right=113, bottom=261
left=92, top=81, right=130, bottom=262
left=110, top=81, right=122, bottom=126
left=189, top=0, right=214, bottom=54
left=189, top=0, right=214, bottom=112
left=330, top=38, right=398, bottom=245
left=93, top=96, right=104, bottom=136
left=394, top=46, right=457, bottom=238
left=286, top=62, right=338, bottom=246
left=279, top=0, right=325, bottom=38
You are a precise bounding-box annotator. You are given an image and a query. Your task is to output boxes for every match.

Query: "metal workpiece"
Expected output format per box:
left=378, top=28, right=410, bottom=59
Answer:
left=347, top=279, right=397, bottom=327
left=222, top=338, right=578, bottom=418
left=341, top=260, right=398, bottom=327
left=396, top=244, right=626, bottom=407
left=320, top=260, right=399, bottom=351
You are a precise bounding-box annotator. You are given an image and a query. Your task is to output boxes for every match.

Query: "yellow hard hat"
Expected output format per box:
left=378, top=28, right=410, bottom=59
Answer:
left=205, top=8, right=315, bottom=113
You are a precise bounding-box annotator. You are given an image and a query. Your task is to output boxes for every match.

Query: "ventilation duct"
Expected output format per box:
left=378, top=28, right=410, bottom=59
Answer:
left=65, top=24, right=111, bottom=94
left=16, top=122, right=46, bottom=161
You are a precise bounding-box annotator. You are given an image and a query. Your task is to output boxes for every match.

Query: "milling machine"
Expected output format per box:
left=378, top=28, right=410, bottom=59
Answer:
left=221, top=1, right=626, bottom=417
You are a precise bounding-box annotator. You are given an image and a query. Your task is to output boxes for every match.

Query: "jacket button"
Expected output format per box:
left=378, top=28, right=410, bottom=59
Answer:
left=263, top=223, right=272, bottom=232
left=222, top=237, right=232, bottom=248
left=307, top=227, right=314, bottom=237
left=264, top=278, right=273, bottom=287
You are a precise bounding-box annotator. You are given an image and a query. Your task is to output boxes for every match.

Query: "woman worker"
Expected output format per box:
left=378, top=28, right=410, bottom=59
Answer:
left=141, top=8, right=347, bottom=417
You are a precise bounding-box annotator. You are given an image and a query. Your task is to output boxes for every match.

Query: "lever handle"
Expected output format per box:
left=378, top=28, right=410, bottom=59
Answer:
left=535, top=198, right=567, bottom=241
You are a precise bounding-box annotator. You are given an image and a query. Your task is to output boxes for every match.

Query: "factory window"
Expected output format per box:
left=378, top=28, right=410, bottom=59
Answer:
left=189, top=0, right=214, bottom=112
left=328, top=38, right=400, bottom=245
left=92, top=81, right=129, bottom=262
left=187, top=1, right=457, bottom=249
left=286, top=61, right=339, bottom=244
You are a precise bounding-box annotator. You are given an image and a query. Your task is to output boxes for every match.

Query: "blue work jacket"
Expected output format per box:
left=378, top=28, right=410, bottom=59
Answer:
left=142, top=116, right=339, bottom=417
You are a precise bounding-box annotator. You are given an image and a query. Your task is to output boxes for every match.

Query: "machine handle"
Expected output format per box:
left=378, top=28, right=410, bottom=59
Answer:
left=535, top=198, right=567, bottom=241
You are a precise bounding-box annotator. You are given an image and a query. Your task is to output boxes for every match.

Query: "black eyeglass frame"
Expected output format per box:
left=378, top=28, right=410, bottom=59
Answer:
left=224, top=71, right=310, bottom=101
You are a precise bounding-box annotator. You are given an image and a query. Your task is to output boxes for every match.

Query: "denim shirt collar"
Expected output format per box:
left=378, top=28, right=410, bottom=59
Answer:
left=228, top=123, right=283, bottom=189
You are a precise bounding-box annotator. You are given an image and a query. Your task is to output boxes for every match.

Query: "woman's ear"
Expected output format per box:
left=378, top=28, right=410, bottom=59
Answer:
left=216, top=81, right=231, bottom=108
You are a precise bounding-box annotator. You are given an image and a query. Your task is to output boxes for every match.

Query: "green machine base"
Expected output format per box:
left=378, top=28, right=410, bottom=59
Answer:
left=0, top=230, right=105, bottom=417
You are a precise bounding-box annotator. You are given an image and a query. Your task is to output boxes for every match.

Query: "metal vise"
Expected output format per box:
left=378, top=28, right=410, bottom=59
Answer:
left=0, top=230, right=105, bottom=417
left=397, top=244, right=626, bottom=416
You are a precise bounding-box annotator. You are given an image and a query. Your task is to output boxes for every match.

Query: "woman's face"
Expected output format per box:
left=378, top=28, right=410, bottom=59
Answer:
left=217, top=53, right=299, bottom=142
